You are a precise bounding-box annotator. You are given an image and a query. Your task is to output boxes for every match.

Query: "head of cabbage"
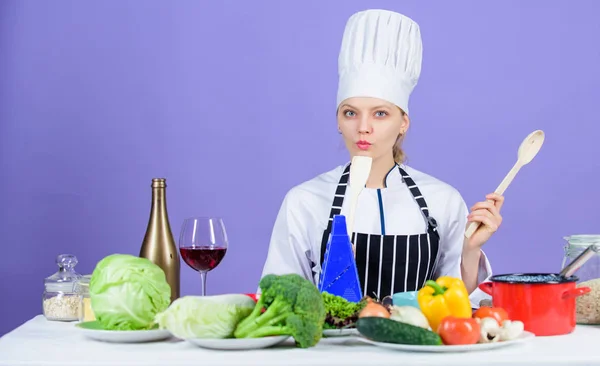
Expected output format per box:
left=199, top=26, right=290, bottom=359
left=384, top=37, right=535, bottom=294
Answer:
left=89, top=254, right=171, bottom=330
left=155, top=295, right=255, bottom=339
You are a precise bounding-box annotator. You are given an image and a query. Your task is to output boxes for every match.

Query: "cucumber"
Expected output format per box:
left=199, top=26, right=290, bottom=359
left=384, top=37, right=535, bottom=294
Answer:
left=357, top=317, right=443, bottom=346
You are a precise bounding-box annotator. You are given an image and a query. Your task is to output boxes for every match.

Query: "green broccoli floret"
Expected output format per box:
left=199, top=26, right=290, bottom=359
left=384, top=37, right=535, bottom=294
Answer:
left=233, top=273, right=326, bottom=348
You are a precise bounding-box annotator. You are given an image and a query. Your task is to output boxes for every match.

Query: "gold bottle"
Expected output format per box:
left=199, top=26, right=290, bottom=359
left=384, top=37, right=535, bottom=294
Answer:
left=139, top=178, right=180, bottom=303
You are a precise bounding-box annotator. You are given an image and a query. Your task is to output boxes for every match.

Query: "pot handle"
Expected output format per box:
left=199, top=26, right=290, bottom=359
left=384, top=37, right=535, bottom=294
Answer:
left=478, top=282, right=493, bottom=296
left=562, top=286, right=591, bottom=300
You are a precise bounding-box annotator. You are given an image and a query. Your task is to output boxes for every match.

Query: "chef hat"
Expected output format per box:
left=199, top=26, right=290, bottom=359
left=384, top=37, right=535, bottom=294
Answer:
left=336, top=9, right=423, bottom=115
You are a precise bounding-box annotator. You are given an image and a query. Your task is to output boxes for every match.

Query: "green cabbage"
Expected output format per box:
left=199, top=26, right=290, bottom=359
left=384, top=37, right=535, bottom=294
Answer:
left=155, top=295, right=255, bottom=339
left=89, top=254, right=171, bottom=330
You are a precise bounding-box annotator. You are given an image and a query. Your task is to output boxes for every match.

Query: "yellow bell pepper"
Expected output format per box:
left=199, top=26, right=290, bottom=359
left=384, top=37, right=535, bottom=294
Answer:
left=417, top=276, right=472, bottom=332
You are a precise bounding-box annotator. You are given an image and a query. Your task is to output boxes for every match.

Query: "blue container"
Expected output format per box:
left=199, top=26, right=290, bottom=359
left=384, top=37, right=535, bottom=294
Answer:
left=318, top=215, right=363, bottom=303
left=392, top=290, right=420, bottom=309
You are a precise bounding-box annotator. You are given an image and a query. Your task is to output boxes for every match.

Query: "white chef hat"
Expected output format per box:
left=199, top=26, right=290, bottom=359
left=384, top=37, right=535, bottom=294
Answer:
left=336, top=9, right=423, bottom=115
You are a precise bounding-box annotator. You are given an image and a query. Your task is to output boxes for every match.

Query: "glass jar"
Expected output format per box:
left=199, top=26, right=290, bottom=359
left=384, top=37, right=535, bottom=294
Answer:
left=42, top=254, right=82, bottom=321
left=75, top=275, right=95, bottom=322
left=562, top=235, right=600, bottom=283
left=563, top=235, right=600, bottom=325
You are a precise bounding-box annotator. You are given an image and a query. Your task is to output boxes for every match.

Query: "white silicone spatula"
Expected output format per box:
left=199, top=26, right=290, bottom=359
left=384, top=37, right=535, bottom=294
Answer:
left=346, top=156, right=373, bottom=250
left=464, top=130, right=545, bottom=239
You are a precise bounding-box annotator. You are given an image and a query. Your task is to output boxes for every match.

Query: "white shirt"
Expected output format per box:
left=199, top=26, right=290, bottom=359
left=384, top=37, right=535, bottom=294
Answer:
left=260, top=162, right=492, bottom=308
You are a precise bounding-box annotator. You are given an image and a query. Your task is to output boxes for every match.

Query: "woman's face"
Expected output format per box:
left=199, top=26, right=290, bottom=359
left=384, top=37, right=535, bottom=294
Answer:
left=337, top=97, right=409, bottom=161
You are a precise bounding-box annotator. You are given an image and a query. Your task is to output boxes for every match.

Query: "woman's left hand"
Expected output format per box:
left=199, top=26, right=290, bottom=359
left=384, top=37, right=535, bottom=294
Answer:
left=465, top=193, right=505, bottom=251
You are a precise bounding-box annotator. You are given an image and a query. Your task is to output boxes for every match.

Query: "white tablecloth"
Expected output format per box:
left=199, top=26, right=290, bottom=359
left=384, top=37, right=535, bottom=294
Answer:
left=1, top=315, right=599, bottom=366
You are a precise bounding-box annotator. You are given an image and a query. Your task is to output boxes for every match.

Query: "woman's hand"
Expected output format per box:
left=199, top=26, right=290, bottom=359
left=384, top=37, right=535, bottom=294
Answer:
left=464, top=193, right=505, bottom=251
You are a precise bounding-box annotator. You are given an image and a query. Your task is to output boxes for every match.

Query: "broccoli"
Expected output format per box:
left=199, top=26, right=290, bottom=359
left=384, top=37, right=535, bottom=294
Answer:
left=233, top=273, right=326, bottom=348
left=321, top=292, right=367, bottom=329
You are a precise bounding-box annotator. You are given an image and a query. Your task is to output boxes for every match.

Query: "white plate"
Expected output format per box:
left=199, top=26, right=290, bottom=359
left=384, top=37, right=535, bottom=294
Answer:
left=356, top=331, right=535, bottom=352
left=186, top=336, right=290, bottom=350
left=323, top=328, right=359, bottom=337
left=75, top=321, right=172, bottom=343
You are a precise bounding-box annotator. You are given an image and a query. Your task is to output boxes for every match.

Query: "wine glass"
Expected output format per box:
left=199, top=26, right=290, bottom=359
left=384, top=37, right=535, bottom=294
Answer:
left=179, top=217, right=228, bottom=296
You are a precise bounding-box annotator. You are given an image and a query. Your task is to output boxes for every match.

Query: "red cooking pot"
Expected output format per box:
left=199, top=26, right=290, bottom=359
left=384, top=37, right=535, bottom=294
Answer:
left=478, top=273, right=591, bottom=336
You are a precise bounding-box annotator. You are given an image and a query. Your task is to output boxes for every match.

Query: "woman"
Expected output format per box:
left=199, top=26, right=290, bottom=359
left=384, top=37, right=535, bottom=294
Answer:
left=259, top=9, right=503, bottom=307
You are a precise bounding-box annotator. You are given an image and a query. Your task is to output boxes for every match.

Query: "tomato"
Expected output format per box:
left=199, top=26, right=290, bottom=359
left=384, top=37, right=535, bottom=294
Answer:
left=437, top=316, right=480, bottom=345
left=473, top=306, right=509, bottom=325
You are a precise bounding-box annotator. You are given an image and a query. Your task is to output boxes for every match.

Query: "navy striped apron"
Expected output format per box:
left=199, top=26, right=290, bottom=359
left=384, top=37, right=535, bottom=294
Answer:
left=318, top=164, right=441, bottom=300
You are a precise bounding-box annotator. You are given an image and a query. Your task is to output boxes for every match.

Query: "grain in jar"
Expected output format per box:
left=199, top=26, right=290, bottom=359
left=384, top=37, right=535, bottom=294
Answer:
left=42, top=254, right=82, bottom=321
left=43, top=293, right=80, bottom=320
left=576, top=278, right=600, bottom=325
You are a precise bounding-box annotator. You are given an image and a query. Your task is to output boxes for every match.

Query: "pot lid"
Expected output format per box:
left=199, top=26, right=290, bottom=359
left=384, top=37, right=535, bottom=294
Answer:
left=490, top=273, right=578, bottom=284
left=564, top=235, right=600, bottom=246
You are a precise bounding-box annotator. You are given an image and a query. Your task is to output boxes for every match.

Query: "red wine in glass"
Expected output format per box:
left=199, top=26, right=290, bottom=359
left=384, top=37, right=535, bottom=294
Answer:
left=180, top=246, right=227, bottom=272
left=179, top=217, right=228, bottom=296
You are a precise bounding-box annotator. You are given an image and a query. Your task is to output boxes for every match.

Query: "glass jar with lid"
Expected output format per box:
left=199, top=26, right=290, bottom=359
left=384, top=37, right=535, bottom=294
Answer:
left=43, top=254, right=82, bottom=321
left=562, top=235, right=600, bottom=283
left=75, top=275, right=95, bottom=322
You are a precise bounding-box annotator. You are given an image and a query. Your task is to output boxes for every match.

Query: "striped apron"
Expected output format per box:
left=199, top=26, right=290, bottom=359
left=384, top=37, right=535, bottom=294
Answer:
left=318, top=164, right=441, bottom=300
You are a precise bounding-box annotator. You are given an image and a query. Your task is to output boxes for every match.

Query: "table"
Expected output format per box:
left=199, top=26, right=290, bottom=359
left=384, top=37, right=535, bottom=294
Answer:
left=1, top=315, right=598, bottom=366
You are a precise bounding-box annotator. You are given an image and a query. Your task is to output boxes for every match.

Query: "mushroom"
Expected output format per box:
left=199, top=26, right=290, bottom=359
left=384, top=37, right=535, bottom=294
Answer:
left=476, top=317, right=502, bottom=343
left=499, top=320, right=524, bottom=341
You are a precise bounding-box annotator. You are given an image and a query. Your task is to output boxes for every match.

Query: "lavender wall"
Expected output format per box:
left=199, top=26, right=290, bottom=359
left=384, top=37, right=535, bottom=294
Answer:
left=1, top=0, right=599, bottom=335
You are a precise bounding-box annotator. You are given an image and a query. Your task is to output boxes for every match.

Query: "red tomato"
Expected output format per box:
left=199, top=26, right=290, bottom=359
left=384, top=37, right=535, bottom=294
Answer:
left=437, top=316, right=480, bottom=345
left=473, top=306, right=509, bottom=325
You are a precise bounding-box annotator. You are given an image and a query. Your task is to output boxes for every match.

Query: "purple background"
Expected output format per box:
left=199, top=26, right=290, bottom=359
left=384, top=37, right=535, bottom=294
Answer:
left=1, top=0, right=599, bottom=335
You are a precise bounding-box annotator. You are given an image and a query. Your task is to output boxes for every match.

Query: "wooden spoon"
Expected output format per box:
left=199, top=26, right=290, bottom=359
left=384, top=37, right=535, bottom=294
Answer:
left=347, top=156, right=372, bottom=250
left=464, top=130, right=545, bottom=239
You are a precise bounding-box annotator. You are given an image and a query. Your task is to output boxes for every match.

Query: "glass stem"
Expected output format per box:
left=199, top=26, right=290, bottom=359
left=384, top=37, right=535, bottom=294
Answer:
left=200, top=271, right=207, bottom=296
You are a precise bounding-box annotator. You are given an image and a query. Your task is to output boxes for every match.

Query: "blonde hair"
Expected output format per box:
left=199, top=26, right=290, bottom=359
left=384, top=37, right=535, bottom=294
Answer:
left=393, top=108, right=408, bottom=164
left=393, top=134, right=406, bottom=164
